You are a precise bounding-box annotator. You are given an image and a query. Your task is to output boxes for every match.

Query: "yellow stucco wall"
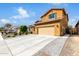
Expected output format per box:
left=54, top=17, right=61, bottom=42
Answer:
left=35, top=22, right=61, bottom=36
left=60, top=15, right=68, bottom=35
left=41, top=10, right=64, bottom=22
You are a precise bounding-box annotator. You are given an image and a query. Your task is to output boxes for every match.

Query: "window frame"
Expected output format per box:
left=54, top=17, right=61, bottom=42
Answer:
left=49, top=13, right=57, bottom=20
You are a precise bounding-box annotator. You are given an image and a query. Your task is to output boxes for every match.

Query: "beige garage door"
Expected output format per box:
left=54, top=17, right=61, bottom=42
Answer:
left=38, top=27, right=55, bottom=35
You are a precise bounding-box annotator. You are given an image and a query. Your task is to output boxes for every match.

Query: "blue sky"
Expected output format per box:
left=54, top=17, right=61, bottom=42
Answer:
left=0, top=3, right=79, bottom=27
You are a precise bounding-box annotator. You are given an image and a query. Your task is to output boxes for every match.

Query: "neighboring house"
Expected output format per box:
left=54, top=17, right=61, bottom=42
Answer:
left=2, top=23, right=18, bottom=37
left=71, top=28, right=77, bottom=34
left=75, top=21, right=79, bottom=34
left=31, top=8, right=69, bottom=36
left=28, top=25, right=35, bottom=34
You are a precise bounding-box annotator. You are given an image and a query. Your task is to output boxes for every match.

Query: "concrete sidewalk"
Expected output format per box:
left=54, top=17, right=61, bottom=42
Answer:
left=60, top=35, right=79, bottom=56
left=0, top=33, right=11, bottom=56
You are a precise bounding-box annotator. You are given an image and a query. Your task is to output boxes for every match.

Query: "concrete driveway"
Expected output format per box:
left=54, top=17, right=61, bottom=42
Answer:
left=0, top=34, right=69, bottom=56
left=34, top=35, right=69, bottom=56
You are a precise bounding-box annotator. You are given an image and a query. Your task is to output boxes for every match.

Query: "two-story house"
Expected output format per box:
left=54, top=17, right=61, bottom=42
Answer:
left=31, top=8, right=69, bottom=36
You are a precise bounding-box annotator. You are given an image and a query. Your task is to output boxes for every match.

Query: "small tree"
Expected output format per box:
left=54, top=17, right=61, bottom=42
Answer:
left=19, top=25, right=28, bottom=35
left=0, top=27, right=3, bottom=32
left=66, top=25, right=72, bottom=34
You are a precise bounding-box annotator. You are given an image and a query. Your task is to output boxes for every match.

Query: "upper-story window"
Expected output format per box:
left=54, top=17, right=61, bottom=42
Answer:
left=49, top=13, right=56, bottom=19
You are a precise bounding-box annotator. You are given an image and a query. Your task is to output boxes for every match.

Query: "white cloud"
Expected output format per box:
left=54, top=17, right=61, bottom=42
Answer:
left=12, top=7, right=29, bottom=19
left=18, top=7, right=29, bottom=17
left=0, top=19, right=10, bottom=24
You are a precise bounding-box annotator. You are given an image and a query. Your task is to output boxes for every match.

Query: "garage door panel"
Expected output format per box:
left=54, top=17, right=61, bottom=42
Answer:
left=38, top=27, right=55, bottom=35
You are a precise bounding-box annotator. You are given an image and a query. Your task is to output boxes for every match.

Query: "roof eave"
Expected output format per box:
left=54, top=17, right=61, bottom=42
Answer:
left=34, top=20, right=61, bottom=25
left=41, top=8, right=66, bottom=18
